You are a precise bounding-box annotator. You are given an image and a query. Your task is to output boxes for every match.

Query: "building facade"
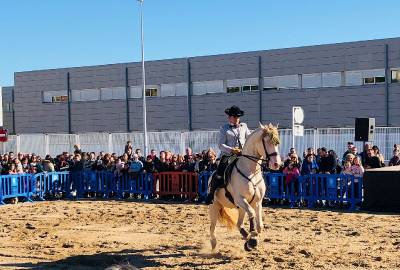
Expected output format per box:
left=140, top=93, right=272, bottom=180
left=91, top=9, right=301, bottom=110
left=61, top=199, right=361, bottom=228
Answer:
left=4, top=37, right=400, bottom=134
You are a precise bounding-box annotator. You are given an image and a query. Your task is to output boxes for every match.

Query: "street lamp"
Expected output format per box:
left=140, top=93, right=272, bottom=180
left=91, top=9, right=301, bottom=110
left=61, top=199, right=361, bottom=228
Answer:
left=138, top=0, right=148, bottom=156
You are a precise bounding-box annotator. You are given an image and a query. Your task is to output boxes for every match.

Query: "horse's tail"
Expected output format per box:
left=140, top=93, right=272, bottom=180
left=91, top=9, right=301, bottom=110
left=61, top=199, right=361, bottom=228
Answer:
left=218, top=206, right=238, bottom=230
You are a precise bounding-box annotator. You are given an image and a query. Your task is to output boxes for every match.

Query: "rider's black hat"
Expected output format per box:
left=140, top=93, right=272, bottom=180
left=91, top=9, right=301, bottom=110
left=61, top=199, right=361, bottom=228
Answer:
left=225, top=105, right=244, bottom=117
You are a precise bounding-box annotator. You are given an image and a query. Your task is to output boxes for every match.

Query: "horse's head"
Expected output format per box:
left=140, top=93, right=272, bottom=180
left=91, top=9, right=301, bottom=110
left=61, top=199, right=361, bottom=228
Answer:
left=258, top=123, right=282, bottom=170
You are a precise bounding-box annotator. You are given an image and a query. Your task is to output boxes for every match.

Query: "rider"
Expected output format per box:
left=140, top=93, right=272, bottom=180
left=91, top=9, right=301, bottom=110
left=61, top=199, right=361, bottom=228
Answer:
left=205, top=105, right=251, bottom=205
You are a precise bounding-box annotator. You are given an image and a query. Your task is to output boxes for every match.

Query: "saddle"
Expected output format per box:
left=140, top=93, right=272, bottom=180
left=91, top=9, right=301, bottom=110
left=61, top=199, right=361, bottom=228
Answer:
left=222, top=156, right=239, bottom=205
left=223, top=156, right=239, bottom=186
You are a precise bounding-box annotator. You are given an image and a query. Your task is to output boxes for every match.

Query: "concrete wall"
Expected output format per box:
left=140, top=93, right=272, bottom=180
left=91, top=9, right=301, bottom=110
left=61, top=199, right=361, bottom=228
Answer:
left=11, top=37, right=400, bottom=133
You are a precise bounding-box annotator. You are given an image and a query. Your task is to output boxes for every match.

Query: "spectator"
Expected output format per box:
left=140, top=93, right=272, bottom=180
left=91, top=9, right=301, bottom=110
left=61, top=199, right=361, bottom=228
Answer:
left=372, top=145, right=385, bottom=167
left=129, top=153, right=143, bottom=174
left=114, top=158, right=127, bottom=177
left=364, top=148, right=382, bottom=169
left=124, top=141, right=133, bottom=155
left=342, top=161, right=352, bottom=175
left=389, top=148, right=400, bottom=166
left=283, top=161, right=300, bottom=198
left=301, top=154, right=319, bottom=175
left=14, top=159, right=24, bottom=174
left=318, top=147, right=337, bottom=174
left=149, top=149, right=158, bottom=162
left=342, top=141, right=354, bottom=164
left=181, top=154, right=196, bottom=172
left=359, top=144, right=371, bottom=166
left=303, top=147, right=316, bottom=160
left=73, top=144, right=82, bottom=155
left=135, top=148, right=145, bottom=163
left=143, top=155, right=156, bottom=173
left=8, top=163, right=17, bottom=174
left=351, top=156, right=365, bottom=177
left=184, top=147, right=193, bottom=162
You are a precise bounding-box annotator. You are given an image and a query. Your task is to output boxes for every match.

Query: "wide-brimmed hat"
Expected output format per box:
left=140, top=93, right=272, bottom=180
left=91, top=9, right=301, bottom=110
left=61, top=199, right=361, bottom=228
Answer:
left=225, top=105, right=244, bottom=117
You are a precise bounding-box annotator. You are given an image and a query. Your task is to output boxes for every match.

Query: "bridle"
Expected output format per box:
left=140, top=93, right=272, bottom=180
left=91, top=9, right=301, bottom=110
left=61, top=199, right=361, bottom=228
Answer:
left=240, top=134, right=278, bottom=166
left=233, top=134, right=279, bottom=204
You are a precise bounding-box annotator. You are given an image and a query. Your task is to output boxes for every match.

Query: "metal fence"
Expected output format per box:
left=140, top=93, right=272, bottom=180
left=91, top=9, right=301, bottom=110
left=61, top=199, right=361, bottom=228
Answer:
left=1, top=127, right=399, bottom=160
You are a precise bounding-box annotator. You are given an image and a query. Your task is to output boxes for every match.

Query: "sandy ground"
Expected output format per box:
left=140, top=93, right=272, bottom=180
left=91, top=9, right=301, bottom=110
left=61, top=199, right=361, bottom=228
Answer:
left=0, top=200, right=399, bottom=270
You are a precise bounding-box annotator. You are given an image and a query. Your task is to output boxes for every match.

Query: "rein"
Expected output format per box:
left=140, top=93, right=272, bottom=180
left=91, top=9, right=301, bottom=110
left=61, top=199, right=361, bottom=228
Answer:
left=232, top=135, right=278, bottom=204
left=240, top=136, right=278, bottom=164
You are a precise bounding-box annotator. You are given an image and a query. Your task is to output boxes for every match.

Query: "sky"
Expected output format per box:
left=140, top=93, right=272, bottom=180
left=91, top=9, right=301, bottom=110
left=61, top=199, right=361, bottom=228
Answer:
left=1, top=0, right=399, bottom=86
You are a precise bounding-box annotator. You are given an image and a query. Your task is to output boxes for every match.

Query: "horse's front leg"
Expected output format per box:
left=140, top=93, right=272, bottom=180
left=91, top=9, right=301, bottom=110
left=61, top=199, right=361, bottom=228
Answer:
left=236, top=197, right=258, bottom=251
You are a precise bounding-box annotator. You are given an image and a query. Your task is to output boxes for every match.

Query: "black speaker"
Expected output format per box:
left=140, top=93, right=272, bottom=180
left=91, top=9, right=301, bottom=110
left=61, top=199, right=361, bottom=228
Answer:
left=355, top=118, right=375, bottom=142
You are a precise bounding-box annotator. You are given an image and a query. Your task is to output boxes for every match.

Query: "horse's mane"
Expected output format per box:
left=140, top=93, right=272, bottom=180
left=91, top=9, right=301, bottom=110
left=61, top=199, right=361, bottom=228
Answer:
left=247, top=123, right=280, bottom=146
left=262, top=123, right=280, bottom=146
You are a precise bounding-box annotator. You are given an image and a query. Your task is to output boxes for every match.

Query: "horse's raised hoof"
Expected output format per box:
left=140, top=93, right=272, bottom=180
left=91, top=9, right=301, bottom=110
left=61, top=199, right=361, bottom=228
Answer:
left=244, top=241, right=253, bottom=252
left=248, top=237, right=258, bottom=249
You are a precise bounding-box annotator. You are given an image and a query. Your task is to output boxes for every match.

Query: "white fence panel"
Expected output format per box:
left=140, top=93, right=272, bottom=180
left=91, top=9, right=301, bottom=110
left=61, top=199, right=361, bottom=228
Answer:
left=0, top=127, right=399, bottom=161
left=19, top=134, right=46, bottom=156
left=49, top=134, right=77, bottom=156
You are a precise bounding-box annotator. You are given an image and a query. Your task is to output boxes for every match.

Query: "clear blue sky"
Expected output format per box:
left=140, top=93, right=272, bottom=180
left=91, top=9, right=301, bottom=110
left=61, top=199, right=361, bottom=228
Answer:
left=1, top=0, right=399, bottom=86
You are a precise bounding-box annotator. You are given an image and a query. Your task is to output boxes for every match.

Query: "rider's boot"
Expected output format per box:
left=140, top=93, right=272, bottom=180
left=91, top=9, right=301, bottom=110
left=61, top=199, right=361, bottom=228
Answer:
left=205, top=173, right=222, bottom=205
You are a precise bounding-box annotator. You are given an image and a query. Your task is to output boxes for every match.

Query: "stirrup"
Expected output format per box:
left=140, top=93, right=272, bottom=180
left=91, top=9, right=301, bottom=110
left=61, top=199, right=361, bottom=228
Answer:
left=205, top=193, right=214, bottom=205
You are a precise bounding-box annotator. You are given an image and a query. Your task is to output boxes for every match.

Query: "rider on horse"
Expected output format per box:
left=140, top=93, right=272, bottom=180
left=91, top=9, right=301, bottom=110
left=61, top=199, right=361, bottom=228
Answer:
left=205, top=105, right=251, bottom=205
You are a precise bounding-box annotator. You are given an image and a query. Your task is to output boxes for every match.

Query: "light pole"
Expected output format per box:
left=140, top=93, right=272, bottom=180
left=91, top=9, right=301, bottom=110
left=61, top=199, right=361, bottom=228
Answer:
left=138, top=0, right=148, bottom=156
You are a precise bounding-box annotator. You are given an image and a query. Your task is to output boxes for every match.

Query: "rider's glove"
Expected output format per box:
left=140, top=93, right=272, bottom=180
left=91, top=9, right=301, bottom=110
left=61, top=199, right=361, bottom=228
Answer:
left=231, top=147, right=242, bottom=156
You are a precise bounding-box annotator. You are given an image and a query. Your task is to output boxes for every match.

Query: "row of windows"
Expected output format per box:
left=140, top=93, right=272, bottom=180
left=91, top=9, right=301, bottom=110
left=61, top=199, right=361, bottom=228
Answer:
left=42, top=68, right=400, bottom=103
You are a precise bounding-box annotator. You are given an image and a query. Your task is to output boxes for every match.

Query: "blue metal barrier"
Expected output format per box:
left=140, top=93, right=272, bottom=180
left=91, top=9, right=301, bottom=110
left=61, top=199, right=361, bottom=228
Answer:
left=32, top=171, right=71, bottom=200
left=116, top=172, right=153, bottom=199
left=0, top=170, right=364, bottom=210
left=76, top=170, right=115, bottom=198
left=198, top=171, right=213, bottom=199
left=263, top=173, right=302, bottom=207
left=300, top=174, right=363, bottom=210
left=0, top=174, right=34, bottom=204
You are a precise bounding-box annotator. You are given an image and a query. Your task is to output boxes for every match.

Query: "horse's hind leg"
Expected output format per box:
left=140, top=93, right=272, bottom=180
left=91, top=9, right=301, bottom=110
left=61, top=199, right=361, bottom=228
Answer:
left=209, top=202, right=220, bottom=251
left=237, top=208, right=248, bottom=240
left=255, top=201, right=263, bottom=234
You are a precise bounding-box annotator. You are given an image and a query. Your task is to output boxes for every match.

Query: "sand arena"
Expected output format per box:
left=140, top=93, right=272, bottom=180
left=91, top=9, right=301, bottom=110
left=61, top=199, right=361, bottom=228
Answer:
left=0, top=200, right=399, bottom=269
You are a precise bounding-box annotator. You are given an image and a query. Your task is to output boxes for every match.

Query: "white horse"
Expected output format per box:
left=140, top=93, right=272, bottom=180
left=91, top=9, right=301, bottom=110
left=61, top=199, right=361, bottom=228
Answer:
left=209, top=123, right=281, bottom=251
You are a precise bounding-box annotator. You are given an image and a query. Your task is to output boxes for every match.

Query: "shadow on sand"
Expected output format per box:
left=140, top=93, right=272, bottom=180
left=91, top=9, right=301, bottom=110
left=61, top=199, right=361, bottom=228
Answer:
left=0, top=244, right=231, bottom=270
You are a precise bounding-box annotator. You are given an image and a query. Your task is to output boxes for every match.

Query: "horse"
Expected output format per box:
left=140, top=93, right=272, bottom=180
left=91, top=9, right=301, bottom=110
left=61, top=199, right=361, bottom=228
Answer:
left=209, top=123, right=281, bottom=251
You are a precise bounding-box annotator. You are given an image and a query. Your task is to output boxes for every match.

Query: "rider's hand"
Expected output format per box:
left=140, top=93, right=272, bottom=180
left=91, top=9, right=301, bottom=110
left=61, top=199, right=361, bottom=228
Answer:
left=231, top=147, right=242, bottom=156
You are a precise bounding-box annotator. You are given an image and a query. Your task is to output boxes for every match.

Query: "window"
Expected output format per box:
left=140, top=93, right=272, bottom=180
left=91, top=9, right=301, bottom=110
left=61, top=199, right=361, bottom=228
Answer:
left=345, top=69, right=385, bottom=86
left=302, top=73, right=322, bottom=89
left=345, top=71, right=362, bottom=86
left=227, top=87, right=240, bottom=93
left=100, top=87, right=126, bottom=100
left=129, top=86, right=142, bottom=98
left=193, top=80, right=224, bottom=95
left=160, top=83, right=188, bottom=97
left=391, top=70, right=400, bottom=83
left=242, top=85, right=259, bottom=92
left=3, top=103, right=13, bottom=111
left=71, top=89, right=100, bottom=102
left=226, top=78, right=258, bottom=93
left=43, top=90, right=68, bottom=103
left=146, top=88, right=158, bottom=97
left=322, top=72, right=342, bottom=87
left=363, top=77, right=375, bottom=84
left=263, top=75, right=299, bottom=90
left=375, top=76, right=385, bottom=83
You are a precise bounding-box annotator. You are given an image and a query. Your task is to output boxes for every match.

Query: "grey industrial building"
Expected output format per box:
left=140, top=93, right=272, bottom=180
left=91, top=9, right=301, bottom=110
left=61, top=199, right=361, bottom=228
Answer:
left=2, top=37, right=400, bottom=134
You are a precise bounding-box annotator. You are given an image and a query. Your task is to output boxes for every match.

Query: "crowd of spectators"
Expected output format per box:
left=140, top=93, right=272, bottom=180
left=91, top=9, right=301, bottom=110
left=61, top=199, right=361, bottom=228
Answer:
left=0, top=142, right=219, bottom=176
left=1, top=141, right=399, bottom=177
